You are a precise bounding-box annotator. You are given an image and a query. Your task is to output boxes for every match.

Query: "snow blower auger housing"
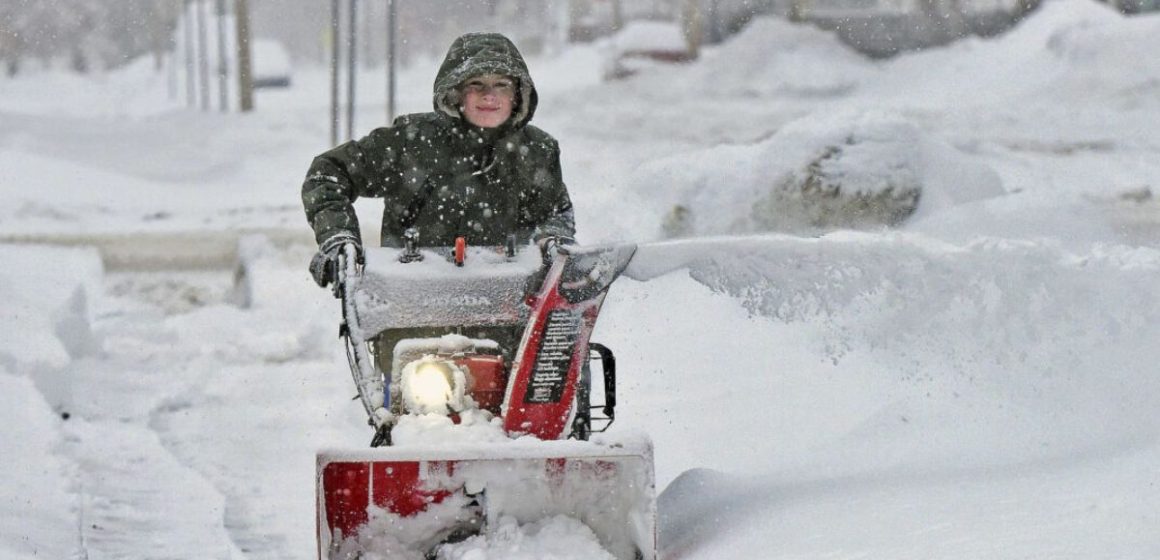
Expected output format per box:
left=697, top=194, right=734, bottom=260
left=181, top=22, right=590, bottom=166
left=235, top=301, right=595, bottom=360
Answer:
left=316, top=240, right=655, bottom=560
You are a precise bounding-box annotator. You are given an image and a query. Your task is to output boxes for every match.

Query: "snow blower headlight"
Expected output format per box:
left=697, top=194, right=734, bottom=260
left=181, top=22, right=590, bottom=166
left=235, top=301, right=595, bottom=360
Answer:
left=400, top=357, right=468, bottom=415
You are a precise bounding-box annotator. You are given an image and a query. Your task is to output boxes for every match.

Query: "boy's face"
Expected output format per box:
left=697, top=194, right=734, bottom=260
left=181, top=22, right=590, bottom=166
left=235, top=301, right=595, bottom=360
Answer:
left=460, top=74, right=515, bottom=128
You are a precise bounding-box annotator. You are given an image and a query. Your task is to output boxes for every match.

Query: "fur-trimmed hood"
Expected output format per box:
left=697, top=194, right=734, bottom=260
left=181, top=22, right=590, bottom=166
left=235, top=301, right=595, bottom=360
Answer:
left=433, top=33, right=538, bottom=130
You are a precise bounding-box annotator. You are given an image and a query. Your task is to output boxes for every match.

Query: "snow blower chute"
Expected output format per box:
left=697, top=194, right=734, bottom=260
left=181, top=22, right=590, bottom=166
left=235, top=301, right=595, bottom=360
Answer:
left=316, top=238, right=655, bottom=559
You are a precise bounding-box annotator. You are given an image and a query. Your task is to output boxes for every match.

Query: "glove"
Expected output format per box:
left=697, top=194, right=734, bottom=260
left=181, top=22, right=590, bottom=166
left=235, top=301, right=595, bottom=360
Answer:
left=309, top=232, right=363, bottom=288
left=537, top=235, right=575, bottom=263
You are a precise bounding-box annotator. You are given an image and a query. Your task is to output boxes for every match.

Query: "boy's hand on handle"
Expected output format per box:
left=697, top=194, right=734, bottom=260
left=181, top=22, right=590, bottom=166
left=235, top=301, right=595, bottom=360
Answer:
left=537, top=235, right=575, bottom=264
left=309, top=232, right=363, bottom=288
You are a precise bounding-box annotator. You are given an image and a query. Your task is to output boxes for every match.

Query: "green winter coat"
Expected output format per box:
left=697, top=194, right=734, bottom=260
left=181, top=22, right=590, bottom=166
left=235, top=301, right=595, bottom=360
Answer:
left=301, top=33, right=575, bottom=248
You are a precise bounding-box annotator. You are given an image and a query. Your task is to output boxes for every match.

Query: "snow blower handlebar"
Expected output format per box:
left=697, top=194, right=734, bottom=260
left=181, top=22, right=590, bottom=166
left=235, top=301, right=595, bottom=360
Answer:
left=332, top=242, right=635, bottom=436
left=335, top=244, right=391, bottom=429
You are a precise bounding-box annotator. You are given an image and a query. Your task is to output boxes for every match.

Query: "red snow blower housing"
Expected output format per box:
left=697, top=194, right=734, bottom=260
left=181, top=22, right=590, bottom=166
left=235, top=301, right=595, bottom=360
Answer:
left=316, top=239, right=655, bottom=559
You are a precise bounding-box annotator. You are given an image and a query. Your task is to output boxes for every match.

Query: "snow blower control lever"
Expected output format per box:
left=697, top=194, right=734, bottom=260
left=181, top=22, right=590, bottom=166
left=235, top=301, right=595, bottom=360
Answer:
left=398, top=227, right=423, bottom=263
left=455, top=236, right=466, bottom=266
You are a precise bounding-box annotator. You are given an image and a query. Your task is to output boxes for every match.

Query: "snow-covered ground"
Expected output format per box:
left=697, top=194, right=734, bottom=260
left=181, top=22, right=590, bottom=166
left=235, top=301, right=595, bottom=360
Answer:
left=2, top=0, right=1159, bottom=558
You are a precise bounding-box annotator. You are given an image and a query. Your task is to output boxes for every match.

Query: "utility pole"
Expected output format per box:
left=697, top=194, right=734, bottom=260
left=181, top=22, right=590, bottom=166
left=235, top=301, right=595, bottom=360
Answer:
left=386, top=0, right=397, bottom=124
left=183, top=0, right=195, bottom=107
left=216, top=0, right=228, bottom=112
left=346, top=0, right=358, bottom=140
left=683, top=0, right=703, bottom=58
left=197, top=0, right=210, bottom=110
left=167, top=3, right=178, bottom=101
left=167, top=48, right=178, bottom=101
left=553, top=0, right=570, bottom=53
left=235, top=0, right=254, bottom=111
left=149, top=1, right=175, bottom=71
left=330, top=0, right=341, bottom=145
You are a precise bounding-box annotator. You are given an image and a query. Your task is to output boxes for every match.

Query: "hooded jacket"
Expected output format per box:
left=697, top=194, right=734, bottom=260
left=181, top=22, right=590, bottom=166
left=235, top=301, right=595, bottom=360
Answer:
left=302, top=33, right=575, bottom=248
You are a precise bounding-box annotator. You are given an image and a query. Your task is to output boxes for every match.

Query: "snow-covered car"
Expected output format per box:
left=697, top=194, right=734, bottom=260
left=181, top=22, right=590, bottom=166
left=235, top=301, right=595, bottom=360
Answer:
left=252, top=39, right=292, bottom=89
left=603, top=20, right=693, bottom=81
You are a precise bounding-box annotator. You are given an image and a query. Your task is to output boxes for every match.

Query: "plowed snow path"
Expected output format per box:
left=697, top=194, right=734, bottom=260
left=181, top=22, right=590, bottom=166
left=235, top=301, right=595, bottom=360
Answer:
left=60, top=269, right=363, bottom=559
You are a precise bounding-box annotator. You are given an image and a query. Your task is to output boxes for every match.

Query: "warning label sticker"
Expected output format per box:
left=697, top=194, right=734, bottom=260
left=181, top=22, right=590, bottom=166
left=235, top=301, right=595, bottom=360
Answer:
left=525, top=309, right=579, bottom=404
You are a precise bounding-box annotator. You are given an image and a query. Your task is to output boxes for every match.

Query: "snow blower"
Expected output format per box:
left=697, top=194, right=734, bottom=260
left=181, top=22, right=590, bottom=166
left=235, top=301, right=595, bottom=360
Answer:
left=316, top=236, right=655, bottom=559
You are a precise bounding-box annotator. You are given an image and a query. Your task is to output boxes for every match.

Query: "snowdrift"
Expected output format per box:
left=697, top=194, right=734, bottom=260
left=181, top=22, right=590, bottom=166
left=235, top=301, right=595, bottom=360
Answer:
left=613, top=15, right=877, bottom=99
left=0, top=245, right=102, bottom=406
left=0, top=373, right=78, bottom=560
left=0, top=244, right=102, bottom=559
left=606, top=233, right=1160, bottom=557
left=689, top=16, right=878, bottom=98
left=866, top=0, right=1160, bottom=110
left=631, top=110, right=1002, bottom=238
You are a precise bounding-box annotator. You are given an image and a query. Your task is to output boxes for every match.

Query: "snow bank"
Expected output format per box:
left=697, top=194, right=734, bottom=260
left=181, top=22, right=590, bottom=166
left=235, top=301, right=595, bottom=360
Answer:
left=659, top=450, right=1160, bottom=559
left=171, top=235, right=331, bottom=363
left=0, top=244, right=102, bottom=411
left=0, top=54, right=173, bottom=119
left=233, top=234, right=317, bottom=309
left=0, top=245, right=99, bottom=558
left=0, top=371, right=78, bottom=559
left=0, top=150, right=163, bottom=236
left=607, top=16, right=876, bottom=98
left=601, top=232, right=1160, bottom=557
left=0, top=148, right=233, bottom=238
left=609, top=20, right=686, bottom=54
left=615, top=233, right=1160, bottom=478
left=691, top=16, right=877, bottom=98
left=867, top=0, right=1158, bottom=109
left=1039, top=1, right=1160, bottom=107
left=631, top=110, right=1003, bottom=238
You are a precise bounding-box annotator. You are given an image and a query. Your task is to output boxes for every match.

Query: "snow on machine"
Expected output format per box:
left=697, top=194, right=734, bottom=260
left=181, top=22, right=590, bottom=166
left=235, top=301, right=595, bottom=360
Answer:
left=316, top=235, right=655, bottom=559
